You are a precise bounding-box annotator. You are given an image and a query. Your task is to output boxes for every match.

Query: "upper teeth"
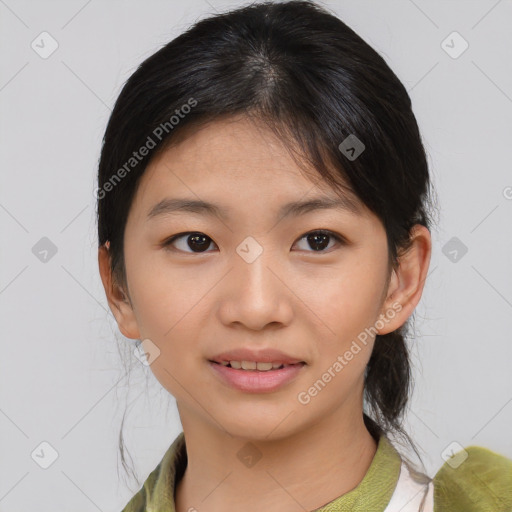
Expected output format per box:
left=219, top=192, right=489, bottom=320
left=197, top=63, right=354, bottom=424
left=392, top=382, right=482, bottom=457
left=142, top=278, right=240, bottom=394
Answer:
left=222, top=361, right=286, bottom=371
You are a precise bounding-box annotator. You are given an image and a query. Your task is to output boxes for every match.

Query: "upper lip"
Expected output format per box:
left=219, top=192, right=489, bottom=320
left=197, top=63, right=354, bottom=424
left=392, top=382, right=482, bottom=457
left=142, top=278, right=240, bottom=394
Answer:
left=209, top=348, right=306, bottom=365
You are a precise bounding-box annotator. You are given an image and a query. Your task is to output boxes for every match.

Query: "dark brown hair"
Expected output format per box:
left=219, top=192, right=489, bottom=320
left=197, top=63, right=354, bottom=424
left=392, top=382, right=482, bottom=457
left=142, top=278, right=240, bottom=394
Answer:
left=97, top=0, right=438, bottom=485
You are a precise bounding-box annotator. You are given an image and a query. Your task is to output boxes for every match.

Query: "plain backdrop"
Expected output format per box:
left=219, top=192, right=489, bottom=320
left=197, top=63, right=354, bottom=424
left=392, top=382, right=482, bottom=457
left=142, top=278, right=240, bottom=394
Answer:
left=1, top=0, right=511, bottom=510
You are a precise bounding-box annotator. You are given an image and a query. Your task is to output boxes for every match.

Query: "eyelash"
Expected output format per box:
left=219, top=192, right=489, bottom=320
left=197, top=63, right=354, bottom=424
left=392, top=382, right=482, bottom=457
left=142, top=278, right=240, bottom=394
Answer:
left=162, top=229, right=346, bottom=254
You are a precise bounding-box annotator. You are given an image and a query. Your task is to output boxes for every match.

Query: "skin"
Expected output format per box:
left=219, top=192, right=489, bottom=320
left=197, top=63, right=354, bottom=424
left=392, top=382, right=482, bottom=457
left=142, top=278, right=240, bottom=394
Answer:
left=99, top=115, right=431, bottom=512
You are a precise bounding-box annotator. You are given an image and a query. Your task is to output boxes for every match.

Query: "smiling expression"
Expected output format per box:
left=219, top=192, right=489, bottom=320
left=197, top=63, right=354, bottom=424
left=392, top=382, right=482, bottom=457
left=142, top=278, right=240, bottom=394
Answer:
left=116, top=115, right=397, bottom=439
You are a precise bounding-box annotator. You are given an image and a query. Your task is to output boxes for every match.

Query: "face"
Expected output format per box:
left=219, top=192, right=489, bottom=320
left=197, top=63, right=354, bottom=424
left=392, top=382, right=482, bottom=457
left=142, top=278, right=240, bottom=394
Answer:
left=112, top=116, right=402, bottom=440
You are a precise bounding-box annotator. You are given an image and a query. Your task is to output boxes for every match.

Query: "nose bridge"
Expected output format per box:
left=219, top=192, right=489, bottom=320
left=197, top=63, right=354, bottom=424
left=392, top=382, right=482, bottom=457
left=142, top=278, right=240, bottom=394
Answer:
left=219, top=236, right=292, bottom=329
left=235, top=236, right=277, bottom=300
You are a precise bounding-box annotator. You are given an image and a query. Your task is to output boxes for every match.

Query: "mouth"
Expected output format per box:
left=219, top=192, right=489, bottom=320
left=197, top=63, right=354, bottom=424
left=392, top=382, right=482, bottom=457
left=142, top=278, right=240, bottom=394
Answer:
left=208, top=359, right=307, bottom=393
left=208, top=360, right=306, bottom=371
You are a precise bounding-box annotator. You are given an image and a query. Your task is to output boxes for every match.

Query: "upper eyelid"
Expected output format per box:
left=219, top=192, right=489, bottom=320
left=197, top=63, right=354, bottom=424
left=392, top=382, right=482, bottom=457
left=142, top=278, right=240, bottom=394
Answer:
left=163, top=229, right=345, bottom=250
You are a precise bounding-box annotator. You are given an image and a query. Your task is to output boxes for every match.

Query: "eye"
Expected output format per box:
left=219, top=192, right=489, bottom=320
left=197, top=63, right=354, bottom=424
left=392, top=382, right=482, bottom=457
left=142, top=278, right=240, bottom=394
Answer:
left=293, top=229, right=345, bottom=253
left=162, top=229, right=346, bottom=254
left=163, top=232, right=217, bottom=253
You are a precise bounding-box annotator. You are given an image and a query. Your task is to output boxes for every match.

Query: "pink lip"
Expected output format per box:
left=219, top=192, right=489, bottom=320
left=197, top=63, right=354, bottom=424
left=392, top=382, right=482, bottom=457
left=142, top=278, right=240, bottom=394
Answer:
left=209, top=347, right=305, bottom=365
left=209, top=361, right=306, bottom=393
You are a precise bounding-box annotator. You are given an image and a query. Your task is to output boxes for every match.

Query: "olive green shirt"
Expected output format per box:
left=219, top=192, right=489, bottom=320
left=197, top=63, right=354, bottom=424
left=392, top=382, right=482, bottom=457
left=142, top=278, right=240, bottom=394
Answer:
left=120, top=432, right=512, bottom=511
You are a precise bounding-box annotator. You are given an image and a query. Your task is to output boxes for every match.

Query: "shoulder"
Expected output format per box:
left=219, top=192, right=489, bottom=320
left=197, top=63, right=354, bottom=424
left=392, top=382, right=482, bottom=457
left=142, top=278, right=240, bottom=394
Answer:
left=433, top=444, right=512, bottom=512
left=119, top=463, right=161, bottom=512
left=119, top=471, right=154, bottom=512
left=119, top=432, right=186, bottom=512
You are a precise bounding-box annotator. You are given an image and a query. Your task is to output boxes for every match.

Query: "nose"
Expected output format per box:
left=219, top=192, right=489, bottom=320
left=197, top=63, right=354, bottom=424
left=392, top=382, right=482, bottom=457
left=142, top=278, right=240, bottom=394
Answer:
left=216, top=245, right=294, bottom=331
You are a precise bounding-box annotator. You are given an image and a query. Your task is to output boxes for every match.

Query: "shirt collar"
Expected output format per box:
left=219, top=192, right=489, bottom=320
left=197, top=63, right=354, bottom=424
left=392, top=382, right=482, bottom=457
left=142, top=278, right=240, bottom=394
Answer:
left=146, top=431, right=402, bottom=512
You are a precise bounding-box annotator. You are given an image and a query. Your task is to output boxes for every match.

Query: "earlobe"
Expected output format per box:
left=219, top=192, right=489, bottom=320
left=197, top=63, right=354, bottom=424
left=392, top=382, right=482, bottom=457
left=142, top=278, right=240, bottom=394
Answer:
left=376, top=225, right=432, bottom=335
left=98, top=244, right=141, bottom=340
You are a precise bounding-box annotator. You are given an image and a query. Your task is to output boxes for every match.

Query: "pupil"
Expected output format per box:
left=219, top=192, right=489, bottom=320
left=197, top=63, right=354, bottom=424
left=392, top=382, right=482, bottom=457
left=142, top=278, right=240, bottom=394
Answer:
left=188, top=233, right=210, bottom=252
left=308, top=233, right=329, bottom=251
left=185, top=232, right=330, bottom=252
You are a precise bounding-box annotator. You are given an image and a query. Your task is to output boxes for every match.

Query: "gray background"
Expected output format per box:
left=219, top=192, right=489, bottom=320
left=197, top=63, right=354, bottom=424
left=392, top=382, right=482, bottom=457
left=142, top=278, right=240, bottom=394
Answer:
left=1, top=0, right=511, bottom=510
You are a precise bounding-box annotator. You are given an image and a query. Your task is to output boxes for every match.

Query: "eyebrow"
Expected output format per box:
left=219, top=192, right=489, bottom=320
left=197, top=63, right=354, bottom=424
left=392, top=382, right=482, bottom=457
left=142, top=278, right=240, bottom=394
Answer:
left=146, top=194, right=363, bottom=222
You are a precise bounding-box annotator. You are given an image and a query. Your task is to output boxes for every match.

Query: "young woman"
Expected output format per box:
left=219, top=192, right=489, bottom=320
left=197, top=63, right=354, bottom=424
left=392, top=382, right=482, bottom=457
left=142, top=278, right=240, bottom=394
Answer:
left=97, top=1, right=512, bottom=511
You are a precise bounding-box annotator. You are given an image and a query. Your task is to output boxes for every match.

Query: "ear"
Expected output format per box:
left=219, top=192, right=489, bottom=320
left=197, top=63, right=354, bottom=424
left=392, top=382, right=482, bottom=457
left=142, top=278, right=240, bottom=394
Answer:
left=376, top=225, right=432, bottom=335
left=98, top=242, right=141, bottom=340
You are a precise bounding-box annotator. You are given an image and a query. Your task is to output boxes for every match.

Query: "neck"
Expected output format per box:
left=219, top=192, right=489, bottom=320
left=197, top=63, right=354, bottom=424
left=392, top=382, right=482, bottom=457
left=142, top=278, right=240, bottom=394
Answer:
left=175, top=401, right=378, bottom=512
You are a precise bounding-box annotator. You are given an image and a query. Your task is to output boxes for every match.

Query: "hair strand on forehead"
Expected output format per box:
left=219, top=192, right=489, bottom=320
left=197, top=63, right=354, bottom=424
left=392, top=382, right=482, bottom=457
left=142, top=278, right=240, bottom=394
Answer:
left=97, top=0, right=439, bottom=486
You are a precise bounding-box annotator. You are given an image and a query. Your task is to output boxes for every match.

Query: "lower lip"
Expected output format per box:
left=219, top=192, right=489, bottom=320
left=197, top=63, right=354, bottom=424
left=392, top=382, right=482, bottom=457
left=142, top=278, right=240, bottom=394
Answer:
left=209, top=361, right=306, bottom=393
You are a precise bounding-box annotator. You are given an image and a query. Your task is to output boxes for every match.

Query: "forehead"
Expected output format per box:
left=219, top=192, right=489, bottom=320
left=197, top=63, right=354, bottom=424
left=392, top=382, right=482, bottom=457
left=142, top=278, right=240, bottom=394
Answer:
left=152, top=115, right=309, bottom=179
left=130, top=116, right=369, bottom=221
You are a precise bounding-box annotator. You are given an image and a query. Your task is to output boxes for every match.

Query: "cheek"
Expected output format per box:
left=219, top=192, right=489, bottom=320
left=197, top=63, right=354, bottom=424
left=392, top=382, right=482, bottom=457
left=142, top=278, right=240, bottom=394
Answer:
left=124, top=244, right=202, bottom=336
left=300, top=258, right=387, bottom=342
left=133, top=289, right=204, bottom=401
left=124, top=250, right=212, bottom=374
